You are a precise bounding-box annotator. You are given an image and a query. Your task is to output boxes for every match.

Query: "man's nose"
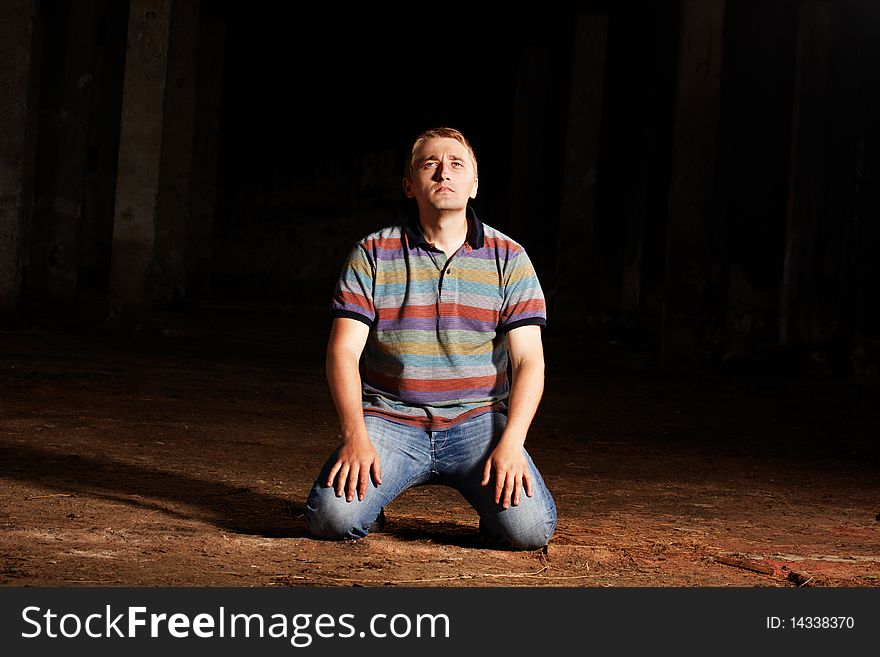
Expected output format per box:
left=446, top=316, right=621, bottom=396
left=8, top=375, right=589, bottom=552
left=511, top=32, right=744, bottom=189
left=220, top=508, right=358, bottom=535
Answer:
left=433, top=160, right=451, bottom=180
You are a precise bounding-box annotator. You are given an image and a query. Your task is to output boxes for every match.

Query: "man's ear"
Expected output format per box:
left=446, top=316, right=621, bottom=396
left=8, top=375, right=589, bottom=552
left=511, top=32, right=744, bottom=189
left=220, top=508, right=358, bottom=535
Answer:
left=470, top=177, right=479, bottom=199
left=402, top=177, right=414, bottom=198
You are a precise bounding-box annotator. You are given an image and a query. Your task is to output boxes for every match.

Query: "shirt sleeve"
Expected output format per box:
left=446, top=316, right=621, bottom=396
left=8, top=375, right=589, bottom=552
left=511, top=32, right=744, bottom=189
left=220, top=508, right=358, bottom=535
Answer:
left=330, top=243, right=376, bottom=327
left=499, top=248, right=547, bottom=332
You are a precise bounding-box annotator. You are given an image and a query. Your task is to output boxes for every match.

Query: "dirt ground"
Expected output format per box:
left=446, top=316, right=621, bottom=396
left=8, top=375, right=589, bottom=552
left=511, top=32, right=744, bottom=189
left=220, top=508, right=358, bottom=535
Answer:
left=1, top=302, right=878, bottom=587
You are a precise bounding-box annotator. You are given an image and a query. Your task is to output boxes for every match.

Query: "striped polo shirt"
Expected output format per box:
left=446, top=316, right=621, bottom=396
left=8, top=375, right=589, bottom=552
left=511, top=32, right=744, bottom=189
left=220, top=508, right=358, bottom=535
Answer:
left=330, top=206, right=546, bottom=431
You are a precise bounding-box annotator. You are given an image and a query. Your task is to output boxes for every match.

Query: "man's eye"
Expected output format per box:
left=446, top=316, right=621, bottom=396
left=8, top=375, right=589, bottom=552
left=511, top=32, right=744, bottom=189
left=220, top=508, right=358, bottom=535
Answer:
left=423, top=162, right=438, bottom=168
left=452, top=162, right=464, bottom=168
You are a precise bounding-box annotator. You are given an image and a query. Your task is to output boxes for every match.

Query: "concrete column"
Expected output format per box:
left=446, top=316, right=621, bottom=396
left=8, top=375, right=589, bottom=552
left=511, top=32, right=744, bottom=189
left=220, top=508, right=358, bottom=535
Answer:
left=662, top=0, right=726, bottom=364
left=188, top=8, right=226, bottom=299
left=715, top=1, right=799, bottom=367
left=153, top=0, right=199, bottom=307
left=79, top=0, right=129, bottom=293
left=30, top=0, right=97, bottom=311
left=780, top=1, right=834, bottom=350
left=850, top=1, right=880, bottom=381
left=782, top=0, right=878, bottom=377
left=0, top=0, right=40, bottom=325
left=553, top=13, right=607, bottom=330
left=109, top=0, right=171, bottom=326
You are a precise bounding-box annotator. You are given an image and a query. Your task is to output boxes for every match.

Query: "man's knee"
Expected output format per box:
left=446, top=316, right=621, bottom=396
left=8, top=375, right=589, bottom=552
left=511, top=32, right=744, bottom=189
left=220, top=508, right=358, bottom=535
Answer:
left=500, top=515, right=556, bottom=550
left=481, top=501, right=557, bottom=550
left=305, top=488, right=379, bottom=540
left=306, top=510, right=361, bottom=541
left=507, top=523, right=555, bottom=550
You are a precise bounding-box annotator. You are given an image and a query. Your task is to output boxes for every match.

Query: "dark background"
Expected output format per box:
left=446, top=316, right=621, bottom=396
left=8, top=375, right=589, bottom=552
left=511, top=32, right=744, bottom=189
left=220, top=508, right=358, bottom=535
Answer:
left=3, top=0, right=880, bottom=377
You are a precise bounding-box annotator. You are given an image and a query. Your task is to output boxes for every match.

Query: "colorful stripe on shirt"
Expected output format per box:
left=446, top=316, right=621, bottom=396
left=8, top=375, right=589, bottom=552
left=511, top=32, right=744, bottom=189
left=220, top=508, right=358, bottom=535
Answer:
left=330, top=206, right=546, bottom=431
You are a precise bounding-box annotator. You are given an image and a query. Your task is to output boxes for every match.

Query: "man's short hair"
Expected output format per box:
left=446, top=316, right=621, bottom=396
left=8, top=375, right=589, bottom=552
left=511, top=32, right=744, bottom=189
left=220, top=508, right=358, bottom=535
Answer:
left=404, top=127, right=479, bottom=180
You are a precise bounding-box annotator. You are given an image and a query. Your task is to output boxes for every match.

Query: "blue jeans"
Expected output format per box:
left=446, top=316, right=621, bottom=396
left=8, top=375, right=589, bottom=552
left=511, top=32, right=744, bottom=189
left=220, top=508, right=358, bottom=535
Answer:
left=305, top=411, right=557, bottom=550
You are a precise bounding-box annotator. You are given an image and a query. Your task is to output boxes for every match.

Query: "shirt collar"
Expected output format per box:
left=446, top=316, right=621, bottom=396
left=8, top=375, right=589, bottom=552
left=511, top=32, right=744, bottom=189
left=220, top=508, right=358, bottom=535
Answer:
left=404, top=205, right=485, bottom=251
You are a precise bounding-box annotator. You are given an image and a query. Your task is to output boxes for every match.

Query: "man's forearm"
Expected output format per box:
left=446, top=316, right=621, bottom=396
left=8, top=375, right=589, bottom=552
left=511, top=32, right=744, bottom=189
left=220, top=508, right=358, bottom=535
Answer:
left=326, top=350, right=369, bottom=443
left=500, top=358, right=545, bottom=447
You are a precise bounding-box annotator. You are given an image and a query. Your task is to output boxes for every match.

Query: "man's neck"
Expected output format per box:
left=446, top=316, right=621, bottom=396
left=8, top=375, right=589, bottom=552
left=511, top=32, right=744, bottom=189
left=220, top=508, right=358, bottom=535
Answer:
left=418, top=208, right=468, bottom=258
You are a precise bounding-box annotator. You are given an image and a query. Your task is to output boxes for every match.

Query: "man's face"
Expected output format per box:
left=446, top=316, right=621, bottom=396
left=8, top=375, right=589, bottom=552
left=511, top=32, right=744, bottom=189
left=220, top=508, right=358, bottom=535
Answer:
left=403, top=137, right=478, bottom=212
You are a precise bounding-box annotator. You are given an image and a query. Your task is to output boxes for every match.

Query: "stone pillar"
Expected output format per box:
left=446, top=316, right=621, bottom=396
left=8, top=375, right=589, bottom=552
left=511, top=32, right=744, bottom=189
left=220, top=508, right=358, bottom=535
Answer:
left=29, top=0, right=97, bottom=312
left=782, top=0, right=878, bottom=378
left=108, top=0, right=171, bottom=326
left=79, top=0, right=129, bottom=294
left=780, top=1, right=833, bottom=350
left=153, top=0, right=199, bottom=307
left=662, top=0, right=726, bottom=364
left=553, top=13, right=607, bottom=330
left=715, top=1, right=799, bottom=367
left=850, top=1, right=880, bottom=381
left=0, top=0, right=40, bottom=325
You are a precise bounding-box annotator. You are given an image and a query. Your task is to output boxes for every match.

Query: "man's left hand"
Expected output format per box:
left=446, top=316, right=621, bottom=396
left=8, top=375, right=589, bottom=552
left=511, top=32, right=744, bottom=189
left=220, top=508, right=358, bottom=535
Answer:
left=481, top=439, right=533, bottom=508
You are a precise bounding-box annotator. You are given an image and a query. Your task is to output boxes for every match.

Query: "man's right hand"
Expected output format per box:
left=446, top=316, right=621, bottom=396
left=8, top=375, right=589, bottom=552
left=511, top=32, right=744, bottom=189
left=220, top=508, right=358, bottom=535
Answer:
left=326, top=436, right=383, bottom=502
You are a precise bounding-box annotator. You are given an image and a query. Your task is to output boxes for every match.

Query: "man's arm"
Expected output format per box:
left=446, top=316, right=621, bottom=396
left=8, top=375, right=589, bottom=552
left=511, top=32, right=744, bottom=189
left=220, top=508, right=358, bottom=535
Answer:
left=481, top=324, right=545, bottom=508
left=325, top=317, right=382, bottom=502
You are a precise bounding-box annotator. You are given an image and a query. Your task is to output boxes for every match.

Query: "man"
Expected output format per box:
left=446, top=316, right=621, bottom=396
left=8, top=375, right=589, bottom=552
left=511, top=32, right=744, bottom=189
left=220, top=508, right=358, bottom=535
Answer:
left=305, top=127, right=556, bottom=550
